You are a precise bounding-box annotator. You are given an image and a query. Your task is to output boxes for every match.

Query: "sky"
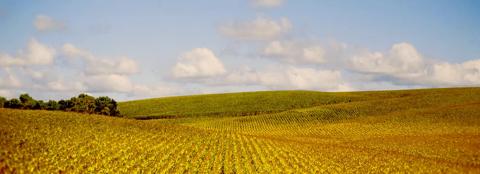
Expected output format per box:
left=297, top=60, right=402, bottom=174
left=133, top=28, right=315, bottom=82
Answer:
left=0, top=0, right=479, bottom=101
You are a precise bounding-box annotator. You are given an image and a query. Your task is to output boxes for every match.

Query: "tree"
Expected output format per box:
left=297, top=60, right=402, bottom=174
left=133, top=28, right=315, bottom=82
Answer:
left=95, top=96, right=111, bottom=115
left=19, top=93, right=36, bottom=109
left=5, top=98, right=22, bottom=109
left=94, top=96, right=120, bottom=116
left=46, top=100, right=59, bottom=110
left=2, top=93, right=121, bottom=116
left=33, top=100, right=47, bottom=110
left=110, top=99, right=120, bottom=116
left=0, top=96, right=6, bottom=108
left=59, top=99, right=69, bottom=111
left=72, top=94, right=96, bottom=113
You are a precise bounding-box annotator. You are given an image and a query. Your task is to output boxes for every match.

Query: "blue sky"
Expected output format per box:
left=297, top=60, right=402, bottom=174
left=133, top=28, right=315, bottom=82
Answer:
left=0, top=0, right=479, bottom=101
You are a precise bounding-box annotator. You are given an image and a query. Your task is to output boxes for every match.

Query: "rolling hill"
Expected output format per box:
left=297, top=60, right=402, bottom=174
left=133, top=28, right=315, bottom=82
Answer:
left=1, top=87, right=480, bottom=173
left=118, top=90, right=360, bottom=119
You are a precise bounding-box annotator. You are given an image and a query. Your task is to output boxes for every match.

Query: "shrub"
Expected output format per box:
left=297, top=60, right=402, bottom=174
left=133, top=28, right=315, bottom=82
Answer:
left=95, top=96, right=120, bottom=116
left=33, top=100, right=47, bottom=110
left=46, top=100, right=59, bottom=110
left=19, top=93, right=36, bottom=109
left=72, top=94, right=96, bottom=114
left=0, top=96, right=6, bottom=108
left=2, top=93, right=120, bottom=116
left=5, top=99, right=22, bottom=109
left=58, top=99, right=74, bottom=111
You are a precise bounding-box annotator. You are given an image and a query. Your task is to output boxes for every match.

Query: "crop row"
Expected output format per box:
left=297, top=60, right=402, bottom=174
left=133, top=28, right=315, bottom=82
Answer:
left=1, top=108, right=480, bottom=173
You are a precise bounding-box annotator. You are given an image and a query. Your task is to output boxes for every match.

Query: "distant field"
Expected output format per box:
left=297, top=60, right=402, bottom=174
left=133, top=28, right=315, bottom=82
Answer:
left=118, top=90, right=360, bottom=119
left=1, top=88, right=480, bottom=173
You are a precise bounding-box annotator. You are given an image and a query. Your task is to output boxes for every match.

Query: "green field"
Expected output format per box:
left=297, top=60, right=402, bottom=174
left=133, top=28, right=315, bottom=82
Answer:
left=1, top=88, right=480, bottom=173
left=118, top=90, right=359, bottom=118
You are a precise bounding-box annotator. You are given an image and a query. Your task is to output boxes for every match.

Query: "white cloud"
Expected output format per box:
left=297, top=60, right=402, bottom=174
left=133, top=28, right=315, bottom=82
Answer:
left=55, top=43, right=184, bottom=98
left=86, top=57, right=138, bottom=75
left=263, top=40, right=326, bottom=64
left=62, top=43, right=139, bottom=75
left=172, top=48, right=226, bottom=78
left=130, top=84, right=181, bottom=99
left=62, top=43, right=88, bottom=58
left=0, top=70, right=21, bottom=88
left=46, top=79, right=85, bottom=92
left=219, top=17, right=291, bottom=41
left=261, top=66, right=352, bottom=91
left=351, top=42, right=425, bottom=79
left=350, top=42, right=480, bottom=86
left=59, top=43, right=142, bottom=93
left=428, top=60, right=480, bottom=86
left=251, top=0, right=284, bottom=8
left=224, top=66, right=352, bottom=91
left=0, top=40, right=175, bottom=100
left=350, top=81, right=427, bottom=91
left=34, top=15, right=65, bottom=32
left=0, top=89, right=13, bottom=98
left=23, top=39, right=57, bottom=65
left=84, top=74, right=134, bottom=93
left=0, top=54, right=21, bottom=67
left=0, top=39, right=56, bottom=67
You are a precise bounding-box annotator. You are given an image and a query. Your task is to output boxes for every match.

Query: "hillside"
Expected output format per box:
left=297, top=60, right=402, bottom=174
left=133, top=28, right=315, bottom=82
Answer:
left=118, top=87, right=479, bottom=119
left=118, top=90, right=360, bottom=119
left=1, top=87, right=480, bottom=173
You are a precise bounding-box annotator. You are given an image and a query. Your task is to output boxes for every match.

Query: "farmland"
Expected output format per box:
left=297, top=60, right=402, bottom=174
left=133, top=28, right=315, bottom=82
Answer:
left=1, top=88, right=480, bottom=173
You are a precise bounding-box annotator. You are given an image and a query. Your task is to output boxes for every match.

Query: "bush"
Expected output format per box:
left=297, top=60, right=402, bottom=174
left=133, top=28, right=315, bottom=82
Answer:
left=2, top=93, right=121, bottom=117
left=33, top=100, right=47, bottom=110
left=58, top=99, right=73, bottom=111
left=46, top=100, right=59, bottom=110
left=19, top=93, right=36, bottom=109
left=95, top=96, right=120, bottom=116
left=0, top=96, right=6, bottom=108
left=71, top=94, right=96, bottom=114
left=5, top=99, right=22, bottom=109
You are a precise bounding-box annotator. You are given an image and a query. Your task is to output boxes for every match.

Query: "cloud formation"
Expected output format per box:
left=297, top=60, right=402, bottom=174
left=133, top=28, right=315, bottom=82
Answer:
left=251, top=0, right=284, bottom=8
left=219, top=17, right=291, bottom=41
left=61, top=43, right=139, bottom=92
left=351, top=42, right=425, bottom=79
left=263, top=40, right=327, bottom=64
left=428, top=60, right=480, bottom=86
left=351, top=42, right=480, bottom=86
left=0, top=38, right=56, bottom=67
left=0, top=39, right=182, bottom=100
left=0, top=69, right=21, bottom=89
left=222, top=66, right=352, bottom=92
left=34, top=15, right=65, bottom=32
left=83, top=74, right=134, bottom=93
left=62, top=43, right=139, bottom=76
left=172, top=48, right=226, bottom=78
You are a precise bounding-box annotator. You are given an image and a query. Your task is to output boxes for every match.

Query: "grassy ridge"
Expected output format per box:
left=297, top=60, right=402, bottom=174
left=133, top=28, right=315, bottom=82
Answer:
left=1, top=87, right=480, bottom=172
left=118, top=90, right=360, bottom=118
left=118, top=87, right=477, bottom=119
left=184, top=88, right=480, bottom=134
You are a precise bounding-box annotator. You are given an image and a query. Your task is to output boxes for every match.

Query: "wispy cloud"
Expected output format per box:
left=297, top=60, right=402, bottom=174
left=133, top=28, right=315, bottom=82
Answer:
left=34, top=15, right=66, bottom=32
left=251, top=0, right=284, bottom=8
left=219, top=17, right=291, bottom=41
left=172, top=48, right=226, bottom=78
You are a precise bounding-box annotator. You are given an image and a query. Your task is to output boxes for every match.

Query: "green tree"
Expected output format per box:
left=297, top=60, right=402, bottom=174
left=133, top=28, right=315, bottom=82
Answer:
left=46, top=100, right=59, bottom=110
left=59, top=99, right=74, bottom=111
left=33, top=100, right=47, bottom=110
left=19, top=93, right=36, bottom=109
left=94, top=96, right=120, bottom=116
left=72, top=94, right=96, bottom=113
left=0, top=96, right=6, bottom=108
left=5, top=98, right=22, bottom=109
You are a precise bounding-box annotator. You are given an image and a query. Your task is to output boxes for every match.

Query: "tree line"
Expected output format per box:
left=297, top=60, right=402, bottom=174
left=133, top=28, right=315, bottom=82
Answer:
left=0, top=93, right=120, bottom=116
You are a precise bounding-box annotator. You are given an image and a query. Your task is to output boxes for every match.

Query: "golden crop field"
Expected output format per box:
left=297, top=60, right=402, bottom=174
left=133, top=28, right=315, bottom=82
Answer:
left=1, top=88, right=480, bottom=173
